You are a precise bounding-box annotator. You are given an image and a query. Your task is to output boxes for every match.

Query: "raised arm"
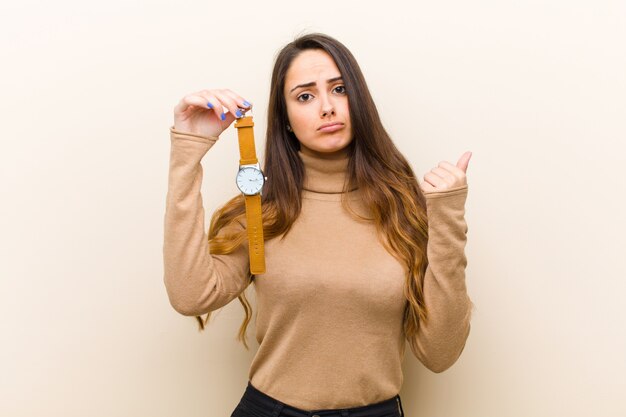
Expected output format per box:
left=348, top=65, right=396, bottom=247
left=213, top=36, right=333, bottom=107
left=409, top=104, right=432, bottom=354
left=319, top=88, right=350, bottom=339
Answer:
left=163, top=127, right=252, bottom=316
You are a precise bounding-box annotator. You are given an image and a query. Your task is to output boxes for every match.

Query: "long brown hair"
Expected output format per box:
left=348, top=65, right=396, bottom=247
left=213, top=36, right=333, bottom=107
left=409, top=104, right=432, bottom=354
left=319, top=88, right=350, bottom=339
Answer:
left=197, top=32, right=430, bottom=351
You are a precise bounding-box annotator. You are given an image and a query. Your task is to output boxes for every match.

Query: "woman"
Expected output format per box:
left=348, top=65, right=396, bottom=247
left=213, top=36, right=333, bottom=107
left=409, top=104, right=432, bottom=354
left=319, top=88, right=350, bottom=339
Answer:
left=164, top=32, right=474, bottom=417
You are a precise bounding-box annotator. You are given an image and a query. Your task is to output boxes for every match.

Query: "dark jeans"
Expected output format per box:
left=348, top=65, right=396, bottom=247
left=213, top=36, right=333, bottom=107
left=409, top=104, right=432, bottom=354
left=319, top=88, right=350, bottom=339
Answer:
left=231, top=381, right=405, bottom=417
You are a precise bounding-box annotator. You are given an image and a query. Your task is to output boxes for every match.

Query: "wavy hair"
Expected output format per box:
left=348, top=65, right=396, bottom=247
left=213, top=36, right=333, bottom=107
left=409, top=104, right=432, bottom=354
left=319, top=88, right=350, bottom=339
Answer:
left=196, top=32, right=430, bottom=351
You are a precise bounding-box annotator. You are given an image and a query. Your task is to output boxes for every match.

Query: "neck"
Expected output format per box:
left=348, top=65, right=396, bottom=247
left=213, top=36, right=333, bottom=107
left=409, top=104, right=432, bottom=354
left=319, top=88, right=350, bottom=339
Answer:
left=299, top=146, right=350, bottom=160
left=298, top=149, right=355, bottom=194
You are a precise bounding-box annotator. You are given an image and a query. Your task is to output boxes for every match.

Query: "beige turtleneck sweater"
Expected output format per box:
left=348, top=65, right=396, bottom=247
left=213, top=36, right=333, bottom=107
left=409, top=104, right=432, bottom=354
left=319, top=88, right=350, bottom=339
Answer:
left=163, top=127, right=473, bottom=410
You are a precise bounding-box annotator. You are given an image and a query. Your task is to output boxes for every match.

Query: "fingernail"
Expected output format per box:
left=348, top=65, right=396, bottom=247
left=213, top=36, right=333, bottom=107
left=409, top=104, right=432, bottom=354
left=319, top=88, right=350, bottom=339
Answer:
left=207, top=102, right=213, bottom=109
left=243, top=100, right=251, bottom=107
left=220, top=112, right=226, bottom=120
left=236, top=109, right=243, bottom=118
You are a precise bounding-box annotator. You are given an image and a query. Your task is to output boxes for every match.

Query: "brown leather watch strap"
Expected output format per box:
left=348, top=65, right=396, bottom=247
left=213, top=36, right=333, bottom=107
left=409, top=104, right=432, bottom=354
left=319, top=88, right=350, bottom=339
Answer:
left=234, top=115, right=266, bottom=274
left=244, top=193, right=265, bottom=274
left=235, top=116, right=259, bottom=165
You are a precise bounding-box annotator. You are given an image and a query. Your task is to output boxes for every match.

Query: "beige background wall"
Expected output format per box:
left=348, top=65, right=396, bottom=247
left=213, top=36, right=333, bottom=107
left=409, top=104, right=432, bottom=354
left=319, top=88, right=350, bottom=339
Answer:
left=1, top=1, right=624, bottom=416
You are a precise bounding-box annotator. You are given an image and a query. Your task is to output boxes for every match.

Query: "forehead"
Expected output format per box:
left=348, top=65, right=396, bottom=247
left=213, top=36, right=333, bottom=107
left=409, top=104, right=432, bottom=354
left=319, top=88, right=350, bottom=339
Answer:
left=284, top=49, right=341, bottom=87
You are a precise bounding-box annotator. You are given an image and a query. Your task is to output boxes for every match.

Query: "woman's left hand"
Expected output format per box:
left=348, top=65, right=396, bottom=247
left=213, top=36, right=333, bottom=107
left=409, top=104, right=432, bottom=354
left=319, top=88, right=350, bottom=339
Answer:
left=420, top=151, right=472, bottom=194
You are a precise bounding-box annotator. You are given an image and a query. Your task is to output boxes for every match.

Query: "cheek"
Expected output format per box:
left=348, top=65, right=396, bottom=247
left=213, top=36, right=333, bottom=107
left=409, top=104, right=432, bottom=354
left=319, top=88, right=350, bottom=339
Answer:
left=285, top=101, right=294, bottom=122
left=291, top=108, right=315, bottom=131
left=339, top=97, right=350, bottom=119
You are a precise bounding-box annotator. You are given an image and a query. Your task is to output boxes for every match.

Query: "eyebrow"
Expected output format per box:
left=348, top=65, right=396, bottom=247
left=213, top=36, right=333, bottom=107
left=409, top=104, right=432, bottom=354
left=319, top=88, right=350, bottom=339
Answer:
left=289, top=76, right=343, bottom=93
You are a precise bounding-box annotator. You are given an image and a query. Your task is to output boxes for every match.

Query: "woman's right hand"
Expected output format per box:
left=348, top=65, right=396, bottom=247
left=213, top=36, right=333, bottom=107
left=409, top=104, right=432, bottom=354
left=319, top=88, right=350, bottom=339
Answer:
left=173, top=89, right=253, bottom=138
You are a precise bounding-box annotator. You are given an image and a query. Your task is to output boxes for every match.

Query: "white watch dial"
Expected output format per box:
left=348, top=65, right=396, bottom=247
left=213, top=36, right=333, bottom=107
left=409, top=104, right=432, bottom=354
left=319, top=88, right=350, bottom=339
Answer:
left=236, top=167, right=265, bottom=195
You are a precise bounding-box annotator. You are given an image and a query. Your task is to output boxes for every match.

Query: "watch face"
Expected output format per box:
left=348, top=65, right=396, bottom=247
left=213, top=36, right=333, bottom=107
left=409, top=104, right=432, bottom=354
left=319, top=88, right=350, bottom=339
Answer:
left=236, top=167, right=265, bottom=195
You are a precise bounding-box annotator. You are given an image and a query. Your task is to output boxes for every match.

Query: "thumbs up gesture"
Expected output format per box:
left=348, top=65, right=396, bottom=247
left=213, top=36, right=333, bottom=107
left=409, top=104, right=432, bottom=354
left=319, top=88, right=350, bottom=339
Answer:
left=419, top=151, right=472, bottom=194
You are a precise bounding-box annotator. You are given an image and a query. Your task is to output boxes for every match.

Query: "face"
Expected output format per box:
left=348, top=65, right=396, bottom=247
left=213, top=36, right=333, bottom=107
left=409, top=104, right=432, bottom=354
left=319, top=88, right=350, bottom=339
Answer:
left=283, top=49, right=353, bottom=160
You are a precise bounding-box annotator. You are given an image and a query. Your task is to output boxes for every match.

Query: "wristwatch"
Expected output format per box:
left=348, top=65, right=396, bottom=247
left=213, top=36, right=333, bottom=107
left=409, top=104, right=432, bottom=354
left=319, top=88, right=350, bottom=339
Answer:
left=234, top=115, right=267, bottom=274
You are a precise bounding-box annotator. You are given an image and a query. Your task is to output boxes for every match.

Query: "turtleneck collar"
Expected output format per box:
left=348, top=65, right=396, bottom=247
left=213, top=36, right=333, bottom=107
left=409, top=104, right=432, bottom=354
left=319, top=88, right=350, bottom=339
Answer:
left=298, top=149, right=356, bottom=194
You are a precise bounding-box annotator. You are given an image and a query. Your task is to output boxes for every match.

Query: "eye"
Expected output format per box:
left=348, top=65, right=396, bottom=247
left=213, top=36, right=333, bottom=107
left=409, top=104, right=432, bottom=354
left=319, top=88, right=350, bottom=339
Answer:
left=297, top=93, right=312, bottom=102
left=296, top=86, right=346, bottom=102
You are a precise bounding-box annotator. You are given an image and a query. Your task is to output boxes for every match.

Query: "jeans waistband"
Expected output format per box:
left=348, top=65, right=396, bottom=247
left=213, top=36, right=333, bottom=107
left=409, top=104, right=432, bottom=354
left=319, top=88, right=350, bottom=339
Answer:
left=240, top=381, right=404, bottom=417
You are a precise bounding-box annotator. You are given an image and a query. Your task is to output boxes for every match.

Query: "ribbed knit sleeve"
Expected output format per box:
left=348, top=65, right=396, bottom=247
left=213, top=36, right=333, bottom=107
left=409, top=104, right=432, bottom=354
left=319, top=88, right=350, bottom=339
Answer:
left=407, top=184, right=473, bottom=373
left=163, top=127, right=252, bottom=316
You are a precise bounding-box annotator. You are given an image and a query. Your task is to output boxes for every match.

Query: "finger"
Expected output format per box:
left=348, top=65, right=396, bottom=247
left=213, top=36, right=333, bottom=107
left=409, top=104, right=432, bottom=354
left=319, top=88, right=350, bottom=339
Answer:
left=195, top=91, right=226, bottom=120
left=221, top=90, right=252, bottom=120
left=174, top=94, right=211, bottom=115
left=456, top=151, right=472, bottom=172
left=212, top=89, right=244, bottom=120
left=424, top=172, right=446, bottom=188
left=431, top=167, right=457, bottom=185
left=221, top=89, right=253, bottom=112
left=420, top=180, right=437, bottom=193
left=437, top=161, right=464, bottom=179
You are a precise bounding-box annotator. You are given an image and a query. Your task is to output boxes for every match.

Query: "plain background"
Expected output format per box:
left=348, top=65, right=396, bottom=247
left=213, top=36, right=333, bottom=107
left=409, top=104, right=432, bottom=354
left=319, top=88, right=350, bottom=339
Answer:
left=1, top=1, right=625, bottom=416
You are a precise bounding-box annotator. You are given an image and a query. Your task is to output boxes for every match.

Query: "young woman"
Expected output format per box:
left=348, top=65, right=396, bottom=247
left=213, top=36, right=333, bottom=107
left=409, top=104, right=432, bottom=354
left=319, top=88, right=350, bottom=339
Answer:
left=164, top=32, right=474, bottom=417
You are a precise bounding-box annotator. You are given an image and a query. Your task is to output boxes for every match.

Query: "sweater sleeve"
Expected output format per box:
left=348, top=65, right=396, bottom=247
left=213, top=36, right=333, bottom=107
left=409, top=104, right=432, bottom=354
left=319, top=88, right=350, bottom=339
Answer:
left=406, top=183, right=474, bottom=373
left=163, top=126, right=252, bottom=317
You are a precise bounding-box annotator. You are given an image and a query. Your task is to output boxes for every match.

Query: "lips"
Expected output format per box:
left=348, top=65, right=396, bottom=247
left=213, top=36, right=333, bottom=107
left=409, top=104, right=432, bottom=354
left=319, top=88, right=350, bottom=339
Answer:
left=318, top=122, right=344, bottom=132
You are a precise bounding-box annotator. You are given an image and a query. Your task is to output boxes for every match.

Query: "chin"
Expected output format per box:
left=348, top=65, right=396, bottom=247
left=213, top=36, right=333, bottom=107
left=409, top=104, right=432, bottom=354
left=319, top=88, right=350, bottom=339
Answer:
left=317, top=137, right=352, bottom=151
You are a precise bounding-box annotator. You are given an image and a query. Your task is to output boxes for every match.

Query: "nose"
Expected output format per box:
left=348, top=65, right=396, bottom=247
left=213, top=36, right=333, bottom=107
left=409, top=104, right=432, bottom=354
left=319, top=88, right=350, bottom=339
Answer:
left=321, top=107, right=335, bottom=117
left=320, top=92, right=335, bottom=118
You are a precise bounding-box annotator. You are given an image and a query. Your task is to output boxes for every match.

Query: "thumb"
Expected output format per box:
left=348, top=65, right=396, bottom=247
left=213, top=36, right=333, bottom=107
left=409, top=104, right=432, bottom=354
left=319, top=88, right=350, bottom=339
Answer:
left=456, top=151, right=472, bottom=173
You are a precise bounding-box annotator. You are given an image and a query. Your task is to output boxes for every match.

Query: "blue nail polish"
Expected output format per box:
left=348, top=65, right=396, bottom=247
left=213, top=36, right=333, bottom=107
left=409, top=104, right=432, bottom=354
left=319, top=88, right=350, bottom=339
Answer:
left=220, top=112, right=226, bottom=120
left=207, top=102, right=213, bottom=109
left=243, top=100, right=251, bottom=107
left=236, top=109, right=243, bottom=118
